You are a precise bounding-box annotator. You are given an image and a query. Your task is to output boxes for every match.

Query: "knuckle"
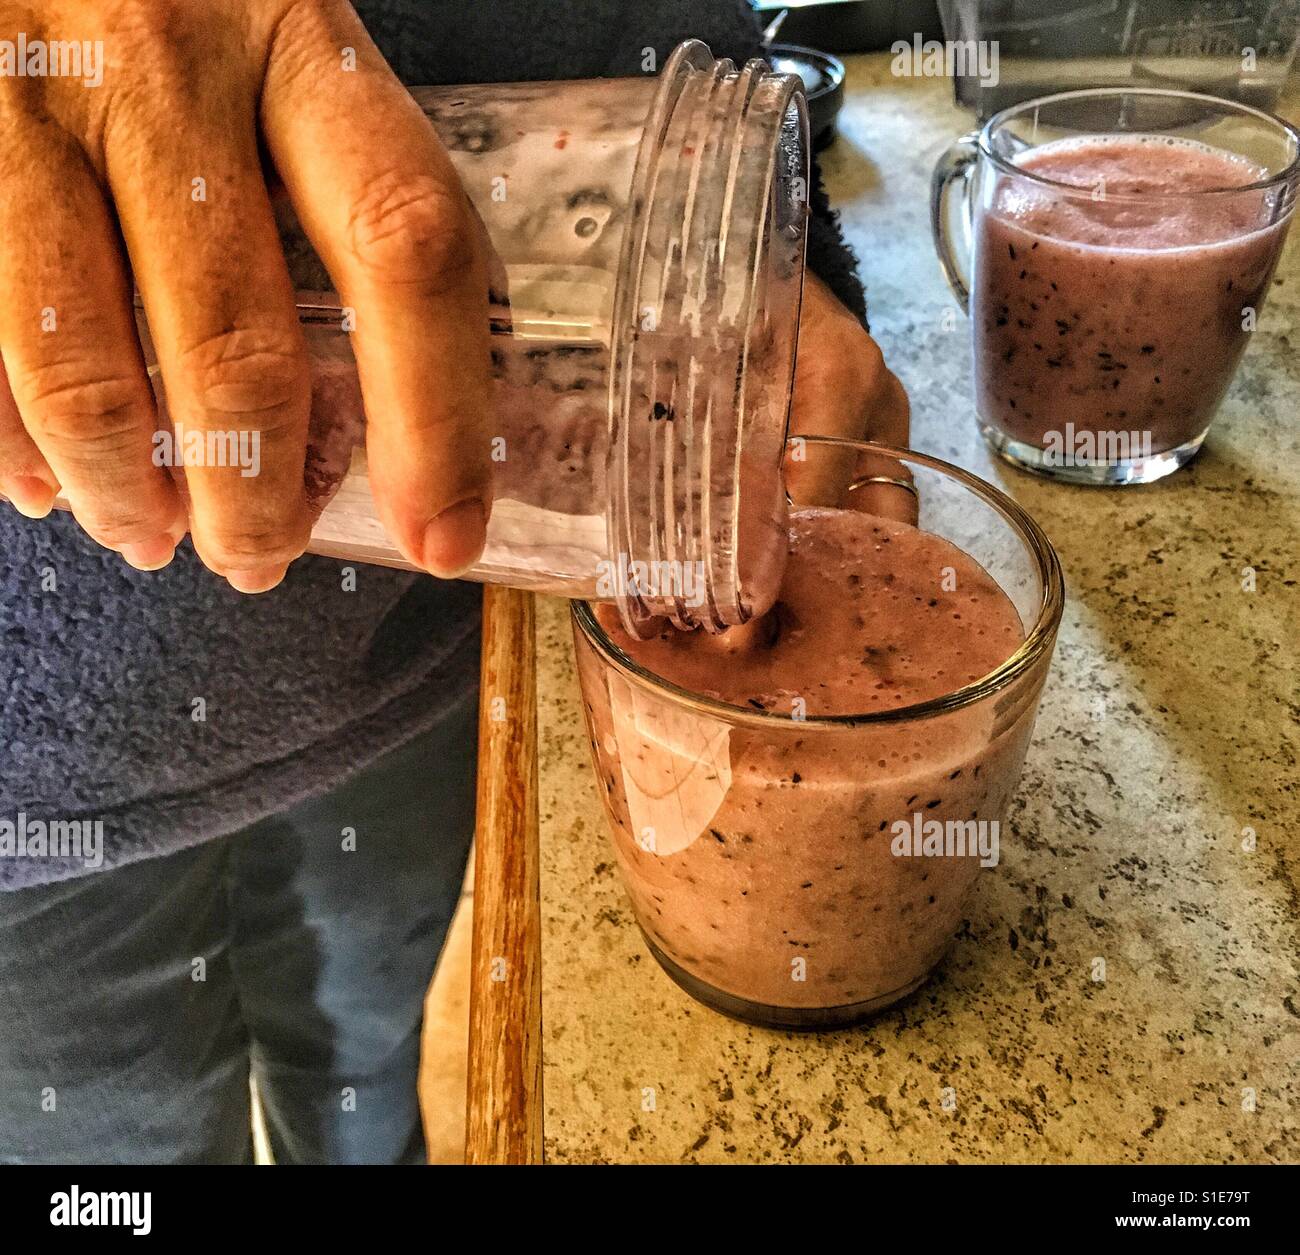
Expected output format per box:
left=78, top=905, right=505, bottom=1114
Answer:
left=98, top=0, right=196, bottom=100
left=84, top=508, right=166, bottom=548
left=846, top=334, right=886, bottom=394
left=199, top=517, right=309, bottom=572
left=175, top=325, right=307, bottom=419
left=346, top=174, right=475, bottom=289
left=103, top=0, right=185, bottom=29
left=20, top=363, right=148, bottom=451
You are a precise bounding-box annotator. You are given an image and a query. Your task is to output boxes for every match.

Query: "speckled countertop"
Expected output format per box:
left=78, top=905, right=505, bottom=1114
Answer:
left=535, top=57, right=1300, bottom=1164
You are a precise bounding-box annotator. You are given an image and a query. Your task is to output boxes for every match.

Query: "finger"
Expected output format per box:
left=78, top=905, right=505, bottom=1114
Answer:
left=845, top=467, right=920, bottom=525
left=259, top=0, right=492, bottom=577
left=104, top=37, right=312, bottom=593
left=464, top=193, right=512, bottom=311
left=787, top=279, right=914, bottom=514
left=848, top=370, right=917, bottom=523
left=0, top=128, right=184, bottom=566
left=869, top=365, right=911, bottom=448
left=0, top=356, right=60, bottom=519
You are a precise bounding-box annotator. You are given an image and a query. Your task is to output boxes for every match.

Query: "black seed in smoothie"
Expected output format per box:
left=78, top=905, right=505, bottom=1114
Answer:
left=710, top=828, right=726, bottom=844
left=651, top=401, right=674, bottom=421
left=1008, top=244, right=1017, bottom=260
left=926, top=799, right=941, bottom=809
left=791, top=772, right=802, bottom=783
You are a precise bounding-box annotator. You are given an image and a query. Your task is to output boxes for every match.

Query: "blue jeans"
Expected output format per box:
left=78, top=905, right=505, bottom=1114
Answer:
left=0, top=690, right=477, bottom=1164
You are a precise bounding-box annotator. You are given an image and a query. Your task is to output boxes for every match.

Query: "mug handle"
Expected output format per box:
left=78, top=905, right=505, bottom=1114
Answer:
left=930, top=132, right=979, bottom=314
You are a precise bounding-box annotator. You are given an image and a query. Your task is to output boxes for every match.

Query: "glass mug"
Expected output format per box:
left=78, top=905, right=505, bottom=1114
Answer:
left=33, top=41, right=810, bottom=637
left=932, top=88, right=1300, bottom=485
left=572, top=438, right=1064, bottom=1030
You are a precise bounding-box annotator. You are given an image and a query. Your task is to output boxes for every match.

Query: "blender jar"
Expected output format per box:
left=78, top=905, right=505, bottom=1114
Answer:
left=135, top=40, right=810, bottom=636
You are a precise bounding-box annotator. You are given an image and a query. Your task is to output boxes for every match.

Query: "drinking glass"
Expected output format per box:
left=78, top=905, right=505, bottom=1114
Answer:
left=932, top=87, right=1299, bottom=484
left=572, top=438, right=1064, bottom=1029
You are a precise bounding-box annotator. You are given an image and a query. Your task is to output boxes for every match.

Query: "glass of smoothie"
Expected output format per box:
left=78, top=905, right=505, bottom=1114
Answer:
left=932, top=88, right=1300, bottom=484
left=571, top=438, right=1064, bottom=1029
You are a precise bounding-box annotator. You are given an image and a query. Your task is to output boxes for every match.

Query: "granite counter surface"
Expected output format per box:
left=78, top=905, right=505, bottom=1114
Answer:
left=535, top=56, right=1299, bottom=1164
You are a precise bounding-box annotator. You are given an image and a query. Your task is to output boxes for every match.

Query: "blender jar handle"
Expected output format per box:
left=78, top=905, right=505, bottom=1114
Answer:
left=930, top=132, right=979, bottom=314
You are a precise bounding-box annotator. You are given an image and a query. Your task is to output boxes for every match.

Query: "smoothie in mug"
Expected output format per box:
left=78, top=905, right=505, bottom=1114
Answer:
left=975, top=135, right=1292, bottom=472
left=932, top=88, right=1300, bottom=484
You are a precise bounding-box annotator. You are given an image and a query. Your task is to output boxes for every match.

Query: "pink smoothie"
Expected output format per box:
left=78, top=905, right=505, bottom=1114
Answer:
left=578, top=507, right=1041, bottom=1017
left=974, top=135, right=1292, bottom=461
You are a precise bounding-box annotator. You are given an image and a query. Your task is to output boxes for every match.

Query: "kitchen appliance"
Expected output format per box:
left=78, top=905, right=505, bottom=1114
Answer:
left=937, top=0, right=1300, bottom=119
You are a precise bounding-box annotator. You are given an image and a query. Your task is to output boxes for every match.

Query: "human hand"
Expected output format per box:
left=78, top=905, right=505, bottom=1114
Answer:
left=0, top=0, right=492, bottom=589
left=785, top=272, right=915, bottom=523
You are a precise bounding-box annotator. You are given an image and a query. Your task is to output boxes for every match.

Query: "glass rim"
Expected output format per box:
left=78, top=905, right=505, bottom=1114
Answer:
left=978, top=86, right=1300, bottom=201
left=571, top=437, right=1066, bottom=730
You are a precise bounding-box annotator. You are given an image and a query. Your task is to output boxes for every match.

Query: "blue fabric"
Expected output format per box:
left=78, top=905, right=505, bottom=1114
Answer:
left=0, top=693, right=477, bottom=1164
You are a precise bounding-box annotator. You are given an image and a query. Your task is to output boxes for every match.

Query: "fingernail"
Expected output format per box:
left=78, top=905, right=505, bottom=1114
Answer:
left=1, top=475, right=59, bottom=520
left=423, top=498, right=487, bottom=578
left=226, top=566, right=287, bottom=595
left=120, top=534, right=179, bottom=572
